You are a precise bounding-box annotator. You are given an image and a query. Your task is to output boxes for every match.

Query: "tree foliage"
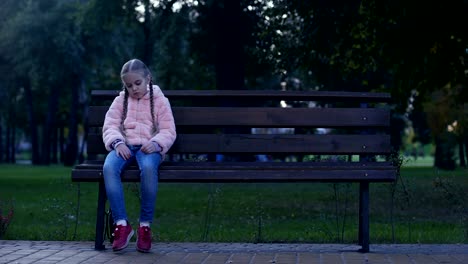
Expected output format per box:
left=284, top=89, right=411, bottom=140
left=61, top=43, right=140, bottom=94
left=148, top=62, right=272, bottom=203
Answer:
left=0, top=0, right=467, bottom=167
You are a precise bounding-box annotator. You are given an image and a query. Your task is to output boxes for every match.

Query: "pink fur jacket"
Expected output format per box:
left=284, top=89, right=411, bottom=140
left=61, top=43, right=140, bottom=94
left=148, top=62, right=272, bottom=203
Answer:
left=102, top=85, right=176, bottom=157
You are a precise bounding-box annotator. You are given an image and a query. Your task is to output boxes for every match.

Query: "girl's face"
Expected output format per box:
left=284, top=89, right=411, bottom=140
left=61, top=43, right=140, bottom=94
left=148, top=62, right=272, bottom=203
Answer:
left=122, top=72, right=150, bottom=99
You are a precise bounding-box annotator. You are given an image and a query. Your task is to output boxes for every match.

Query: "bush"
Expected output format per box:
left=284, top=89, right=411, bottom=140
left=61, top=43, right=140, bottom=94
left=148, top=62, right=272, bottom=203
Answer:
left=0, top=200, right=14, bottom=239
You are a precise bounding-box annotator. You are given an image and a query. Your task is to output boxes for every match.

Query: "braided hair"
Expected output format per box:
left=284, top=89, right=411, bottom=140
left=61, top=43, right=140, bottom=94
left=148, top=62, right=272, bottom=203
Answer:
left=120, top=59, right=156, bottom=133
left=149, top=79, right=156, bottom=133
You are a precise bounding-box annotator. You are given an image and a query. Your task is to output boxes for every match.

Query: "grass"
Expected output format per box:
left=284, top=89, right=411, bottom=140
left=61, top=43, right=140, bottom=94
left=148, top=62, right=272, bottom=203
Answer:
left=0, top=162, right=467, bottom=244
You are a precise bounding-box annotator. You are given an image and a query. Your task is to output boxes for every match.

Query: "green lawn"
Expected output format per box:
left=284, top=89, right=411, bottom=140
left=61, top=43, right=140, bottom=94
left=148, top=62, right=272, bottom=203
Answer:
left=0, top=163, right=466, bottom=244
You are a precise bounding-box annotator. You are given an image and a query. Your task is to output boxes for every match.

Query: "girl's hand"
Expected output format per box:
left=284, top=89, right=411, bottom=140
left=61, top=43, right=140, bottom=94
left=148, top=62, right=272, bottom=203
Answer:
left=115, top=144, right=131, bottom=160
left=141, top=141, right=162, bottom=154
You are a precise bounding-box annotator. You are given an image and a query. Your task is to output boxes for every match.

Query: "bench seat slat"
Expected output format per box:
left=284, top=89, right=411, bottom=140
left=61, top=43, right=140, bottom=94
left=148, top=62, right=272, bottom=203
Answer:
left=75, top=161, right=394, bottom=169
left=88, top=106, right=390, bottom=127
left=72, top=162, right=396, bottom=183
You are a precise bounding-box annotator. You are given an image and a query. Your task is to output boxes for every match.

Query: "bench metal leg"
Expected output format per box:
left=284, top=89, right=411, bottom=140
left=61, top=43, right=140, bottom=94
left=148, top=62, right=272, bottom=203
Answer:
left=95, top=181, right=107, bottom=250
left=358, top=182, right=370, bottom=253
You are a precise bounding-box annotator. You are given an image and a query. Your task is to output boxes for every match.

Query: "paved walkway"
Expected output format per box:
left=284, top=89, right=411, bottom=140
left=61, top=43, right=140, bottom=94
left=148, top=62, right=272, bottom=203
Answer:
left=0, top=240, right=467, bottom=264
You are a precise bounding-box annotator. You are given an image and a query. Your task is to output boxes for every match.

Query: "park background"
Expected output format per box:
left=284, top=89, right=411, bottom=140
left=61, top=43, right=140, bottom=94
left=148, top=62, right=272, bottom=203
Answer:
left=0, top=0, right=467, bottom=244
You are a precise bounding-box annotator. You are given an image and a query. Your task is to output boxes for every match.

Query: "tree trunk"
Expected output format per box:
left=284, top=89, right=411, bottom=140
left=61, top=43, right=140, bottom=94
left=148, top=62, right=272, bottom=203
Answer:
left=63, top=75, right=80, bottom=166
left=24, top=79, right=40, bottom=164
left=11, top=96, right=17, bottom=164
left=465, top=136, right=468, bottom=168
left=5, top=122, right=10, bottom=163
left=40, top=125, right=49, bottom=165
left=434, top=134, right=456, bottom=170
left=78, top=83, right=89, bottom=164
left=5, top=95, right=18, bottom=163
left=10, top=117, right=16, bottom=164
left=78, top=109, right=87, bottom=164
left=59, top=123, right=65, bottom=163
left=142, top=0, right=153, bottom=66
left=459, top=137, right=466, bottom=167
left=215, top=0, right=244, bottom=91
left=434, top=137, right=442, bottom=168
left=42, top=86, right=60, bottom=165
left=0, top=118, right=3, bottom=163
left=213, top=0, right=249, bottom=161
left=51, top=125, right=58, bottom=164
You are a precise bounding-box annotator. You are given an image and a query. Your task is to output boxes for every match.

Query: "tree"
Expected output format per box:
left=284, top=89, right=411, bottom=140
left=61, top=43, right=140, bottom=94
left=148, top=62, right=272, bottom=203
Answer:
left=0, top=0, right=87, bottom=165
left=1, top=0, right=467, bottom=167
left=248, top=0, right=468, bottom=164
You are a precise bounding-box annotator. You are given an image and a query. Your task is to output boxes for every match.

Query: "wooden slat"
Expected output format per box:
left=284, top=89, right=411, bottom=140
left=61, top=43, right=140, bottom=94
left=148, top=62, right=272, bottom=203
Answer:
left=87, top=133, right=391, bottom=155
left=91, top=90, right=391, bottom=102
left=72, top=162, right=396, bottom=182
left=75, top=161, right=395, bottom=169
left=88, top=106, right=390, bottom=127
left=171, top=134, right=391, bottom=154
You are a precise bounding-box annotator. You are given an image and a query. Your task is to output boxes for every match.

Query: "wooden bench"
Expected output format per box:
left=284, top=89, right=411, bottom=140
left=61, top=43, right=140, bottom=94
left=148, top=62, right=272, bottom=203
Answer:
left=72, top=89, right=397, bottom=252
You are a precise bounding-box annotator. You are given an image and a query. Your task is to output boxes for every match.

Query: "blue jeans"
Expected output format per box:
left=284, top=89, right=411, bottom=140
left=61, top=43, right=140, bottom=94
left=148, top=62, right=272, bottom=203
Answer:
left=103, top=145, right=161, bottom=224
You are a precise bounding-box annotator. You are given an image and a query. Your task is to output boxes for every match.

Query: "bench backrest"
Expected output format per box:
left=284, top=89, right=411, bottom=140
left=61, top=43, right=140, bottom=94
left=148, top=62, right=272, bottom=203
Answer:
left=86, top=90, right=392, bottom=161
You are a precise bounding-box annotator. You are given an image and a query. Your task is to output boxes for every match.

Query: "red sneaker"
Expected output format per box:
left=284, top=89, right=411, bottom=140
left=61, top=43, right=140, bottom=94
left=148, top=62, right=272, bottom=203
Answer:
left=111, top=224, right=134, bottom=251
left=136, top=226, right=152, bottom=253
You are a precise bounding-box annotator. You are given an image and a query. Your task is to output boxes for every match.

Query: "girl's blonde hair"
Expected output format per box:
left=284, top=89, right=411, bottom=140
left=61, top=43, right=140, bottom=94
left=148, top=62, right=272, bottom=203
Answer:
left=120, top=59, right=151, bottom=79
left=120, top=59, right=156, bottom=134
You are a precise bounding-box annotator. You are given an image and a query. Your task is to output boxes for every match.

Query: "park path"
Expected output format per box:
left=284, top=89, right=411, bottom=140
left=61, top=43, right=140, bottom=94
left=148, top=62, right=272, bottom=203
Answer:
left=0, top=240, right=467, bottom=263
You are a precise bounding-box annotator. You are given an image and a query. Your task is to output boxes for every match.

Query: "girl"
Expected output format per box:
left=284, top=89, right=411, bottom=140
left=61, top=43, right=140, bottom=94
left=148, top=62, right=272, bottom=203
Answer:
left=102, top=59, right=176, bottom=252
